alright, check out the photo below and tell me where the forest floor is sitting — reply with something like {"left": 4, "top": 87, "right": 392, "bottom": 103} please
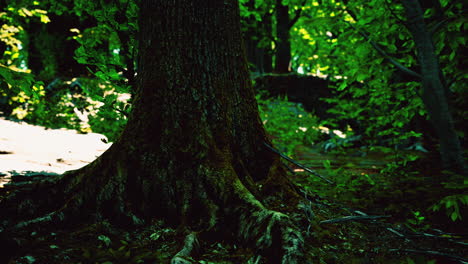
{"left": 0, "top": 115, "right": 110, "bottom": 187}
{"left": 0, "top": 117, "right": 467, "bottom": 263}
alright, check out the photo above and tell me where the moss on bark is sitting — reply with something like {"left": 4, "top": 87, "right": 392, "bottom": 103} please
{"left": 0, "top": 1, "right": 309, "bottom": 263}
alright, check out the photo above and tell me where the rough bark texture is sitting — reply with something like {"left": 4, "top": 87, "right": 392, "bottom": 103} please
{"left": 402, "top": 0, "right": 466, "bottom": 173}
{"left": 1, "top": 1, "right": 306, "bottom": 263}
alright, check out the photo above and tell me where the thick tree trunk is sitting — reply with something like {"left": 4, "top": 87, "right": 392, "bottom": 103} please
{"left": 402, "top": 0, "right": 465, "bottom": 173}
{"left": 275, "top": 0, "right": 292, "bottom": 73}
{"left": 1, "top": 0, "right": 306, "bottom": 263}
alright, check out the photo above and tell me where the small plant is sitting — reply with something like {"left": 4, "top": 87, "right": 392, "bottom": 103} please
{"left": 431, "top": 194, "right": 467, "bottom": 221}
{"left": 408, "top": 211, "right": 425, "bottom": 225}
{"left": 430, "top": 172, "right": 467, "bottom": 222}
{"left": 98, "top": 234, "right": 112, "bottom": 248}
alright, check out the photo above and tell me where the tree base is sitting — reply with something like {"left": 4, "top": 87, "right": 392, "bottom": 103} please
{"left": 0, "top": 150, "right": 309, "bottom": 263}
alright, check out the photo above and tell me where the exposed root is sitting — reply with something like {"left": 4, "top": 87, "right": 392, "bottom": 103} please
{"left": 14, "top": 211, "right": 65, "bottom": 230}
{"left": 228, "top": 177, "right": 306, "bottom": 263}
{"left": 239, "top": 208, "right": 305, "bottom": 264}
{"left": 171, "top": 232, "right": 199, "bottom": 264}
{"left": 1, "top": 143, "right": 308, "bottom": 263}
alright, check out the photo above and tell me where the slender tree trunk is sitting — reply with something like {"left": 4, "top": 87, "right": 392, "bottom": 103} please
{"left": 1, "top": 1, "right": 307, "bottom": 263}
{"left": 243, "top": 0, "right": 273, "bottom": 74}
{"left": 402, "top": 0, "right": 465, "bottom": 173}
{"left": 263, "top": 12, "right": 274, "bottom": 73}
{"left": 275, "top": 0, "right": 291, "bottom": 73}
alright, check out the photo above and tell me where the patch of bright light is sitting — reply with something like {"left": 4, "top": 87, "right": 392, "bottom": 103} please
{"left": 314, "top": 126, "right": 347, "bottom": 138}
{"left": 333, "top": 129, "right": 346, "bottom": 138}
{"left": 297, "top": 66, "right": 304, "bottom": 74}
{"left": 19, "top": 60, "right": 27, "bottom": 70}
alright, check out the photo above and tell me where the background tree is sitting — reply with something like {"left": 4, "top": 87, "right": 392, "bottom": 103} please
{"left": 274, "top": 0, "right": 306, "bottom": 73}
{"left": 0, "top": 0, "right": 307, "bottom": 263}
{"left": 241, "top": 0, "right": 274, "bottom": 74}
{"left": 401, "top": 0, "right": 465, "bottom": 172}
{"left": 285, "top": 0, "right": 465, "bottom": 171}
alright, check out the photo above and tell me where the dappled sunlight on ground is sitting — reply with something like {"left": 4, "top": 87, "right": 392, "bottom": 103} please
{"left": 0, "top": 117, "right": 111, "bottom": 187}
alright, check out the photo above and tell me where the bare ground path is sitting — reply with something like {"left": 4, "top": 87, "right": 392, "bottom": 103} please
{"left": 0, "top": 116, "right": 111, "bottom": 186}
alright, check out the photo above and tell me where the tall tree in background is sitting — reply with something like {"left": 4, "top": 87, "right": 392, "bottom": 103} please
{"left": 243, "top": 0, "right": 274, "bottom": 74}
{"left": 274, "top": 0, "right": 292, "bottom": 73}
{"left": 402, "top": 0, "right": 465, "bottom": 173}
{"left": 0, "top": 0, "right": 306, "bottom": 263}
{"left": 274, "top": 0, "right": 305, "bottom": 73}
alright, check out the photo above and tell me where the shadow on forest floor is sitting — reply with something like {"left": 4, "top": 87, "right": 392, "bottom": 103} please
{"left": 0, "top": 117, "right": 467, "bottom": 263}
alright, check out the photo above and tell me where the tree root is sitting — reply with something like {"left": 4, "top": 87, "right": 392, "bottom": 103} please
{"left": 1, "top": 151, "right": 308, "bottom": 263}
{"left": 239, "top": 209, "right": 305, "bottom": 263}
{"left": 171, "top": 232, "right": 199, "bottom": 264}
{"left": 168, "top": 208, "right": 305, "bottom": 264}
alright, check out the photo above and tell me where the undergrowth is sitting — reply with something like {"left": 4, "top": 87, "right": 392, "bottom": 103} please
{"left": 257, "top": 95, "right": 467, "bottom": 233}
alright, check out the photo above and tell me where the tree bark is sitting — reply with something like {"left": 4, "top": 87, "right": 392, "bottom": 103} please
{"left": 1, "top": 0, "right": 307, "bottom": 263}
{"left": 402, "top": 0, "right": 465, "bottom": 173}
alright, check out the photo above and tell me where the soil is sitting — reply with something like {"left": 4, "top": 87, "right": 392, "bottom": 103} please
{"left": 0, "top": 117, "right": 466, "bottom": 263}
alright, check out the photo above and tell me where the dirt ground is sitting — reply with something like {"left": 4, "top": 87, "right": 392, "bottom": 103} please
{"left": 0, "top": 116, "right": 110, "bottom": 187}
{"left": 0, "top": 116, "right": 466, "bottom": 263}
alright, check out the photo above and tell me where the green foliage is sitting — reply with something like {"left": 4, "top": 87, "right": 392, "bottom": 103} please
{"left": 300, "top": 164, "right": 380, "bottom": 207}
{"left": 68, "top": 0, "right": 137, "bottom": 140}
{"left": 87, "top": 90, "right": 131, "bottom": 141}
{"left": 0, "top": 4, "right": 48, "bottom": 115}
{"left": 242, "top": 0, "right": 466, "bottom": 159}
{"left": 256, "top": 94, "right": 324, "bottom": 156}
{"left": 431, "top": 173, "right": 468, "bottom": 222}
{"left": 431, "top": 195, "right": 467, "bottom": 222}
{"left": 405, "top": 211, "right": 430, "bottom": 231}
{"left": 0, "top": 0, "right": 136, "bottom": 141}
{"left": 378, "top": 148, "right": 420, "bottom": 175}
{"left": 98, "top": 234, "right": 112, "bottom": 248}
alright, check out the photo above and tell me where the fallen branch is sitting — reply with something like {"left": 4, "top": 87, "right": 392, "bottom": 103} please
{"left": 263, "top": 142, "right": 334, "bottom": 184}
{"left": 406, "top": 229, "right": 468, "bottom": 246}
{"left": 320, "top": 215, "right": 390, "bottom": 224}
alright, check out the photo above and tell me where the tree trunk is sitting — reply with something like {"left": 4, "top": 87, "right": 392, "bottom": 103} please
{"left": 1, "top": 0, "right": 306, "bottom": 263}
{"left": 402, "top": 0, "right": 466, "bottom": 173}
{"left": 263, "top": 12, "right": 274, "bottom": 73}
{"left": 275, "top": 0, "right": 292, "bottom": 73}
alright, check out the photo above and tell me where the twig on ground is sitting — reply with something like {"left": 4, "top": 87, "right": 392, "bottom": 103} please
{"left": 407, "top": 230, "right": 468, "bottom": 246}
